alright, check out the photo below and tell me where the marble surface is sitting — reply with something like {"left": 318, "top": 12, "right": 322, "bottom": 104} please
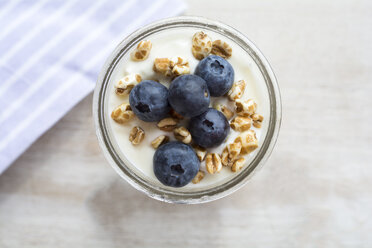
{"left": 1, "top": 0, "right": 372, "bottom": 247}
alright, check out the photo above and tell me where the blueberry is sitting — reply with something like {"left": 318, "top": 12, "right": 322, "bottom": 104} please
{"left": 168, "top": 74, "right": 210, "bottom": 118}
{"left": 153, "top": 141, "right": 200, "bottom": 187}
{"left": 195, "top": 55, "right": 234, "bottom": 97}
{"left": 189, "top": 108, "right": 230, "bottom": 148}
{"left": 129, "top": 80, "right": 170, "bottom": 122}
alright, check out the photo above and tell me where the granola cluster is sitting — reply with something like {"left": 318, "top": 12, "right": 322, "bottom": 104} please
{"left": 129, "top": 126, "right": 145, "bottom": 145}
{"left": 191, "top": 31, "right": 212, "bottom": 60}
{"left": 227, "top": 80, "right": 246, "bottom": 101}
{"left": 205, "top": 153, "right": 222, "bottom": 174}
{"left": 157, "top": 117, "right": 178, "bottom": 131}
{"left": 211, "top": 40, "right": 232, "bottom": 59}
{"left": 114, "top": 73, "right": 142, "bottom": 96}
{"left": 151, "top": 135, "right": 169, "bottom": 149}
{"left": 131, "top": 40, "right": 152, "bottom": 61}
{"left": 191, "top": 31, "right": 233, "bottom": 60}
{"left": 213, "top": 103, "right": 234, "bottom": 120}
{"left": 174, "top": 126, "right": 192, "bottom": 144}
{"left": 153, "top": 57, "right": 190, "bottom": 77}
{"left": 111, "top": 103, "right": 134, "bottom": 124}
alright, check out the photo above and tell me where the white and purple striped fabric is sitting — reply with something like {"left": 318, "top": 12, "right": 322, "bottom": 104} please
{"left": 0, "top": 0, "right": 186, "bottom": 174}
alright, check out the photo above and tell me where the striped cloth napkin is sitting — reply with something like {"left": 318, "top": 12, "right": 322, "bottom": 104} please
{"left": 0, "top": 0, "right": 186, "bottom": 174}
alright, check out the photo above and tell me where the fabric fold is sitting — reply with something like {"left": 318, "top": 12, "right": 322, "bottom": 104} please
{"left": 0, "top": 0, "right": 187, "bottom": 173}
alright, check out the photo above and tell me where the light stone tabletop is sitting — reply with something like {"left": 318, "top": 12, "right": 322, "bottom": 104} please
{"left": 1, "top": 0, "right": 372, "bottom": 247}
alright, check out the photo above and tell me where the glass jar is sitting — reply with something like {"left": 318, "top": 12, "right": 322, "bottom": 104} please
{"left": 93, "top": 16, "right": 281, "bottom": 204}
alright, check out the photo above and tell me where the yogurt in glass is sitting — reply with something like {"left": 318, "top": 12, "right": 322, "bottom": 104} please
{"left": 94, "top": 16, "right": 281, "bottom": 203}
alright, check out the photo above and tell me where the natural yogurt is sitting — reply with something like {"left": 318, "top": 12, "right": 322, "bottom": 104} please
{"left": 107, "top": 27, "right": 270, "bottom": 191}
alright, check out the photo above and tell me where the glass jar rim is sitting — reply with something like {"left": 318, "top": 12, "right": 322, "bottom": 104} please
{"left": 93, "top": 16, "right": 282, "bottom": 204}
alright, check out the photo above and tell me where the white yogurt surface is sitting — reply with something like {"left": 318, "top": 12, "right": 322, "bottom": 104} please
{"left": 106, "top": 27, "right": 270, "bottom": 191}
